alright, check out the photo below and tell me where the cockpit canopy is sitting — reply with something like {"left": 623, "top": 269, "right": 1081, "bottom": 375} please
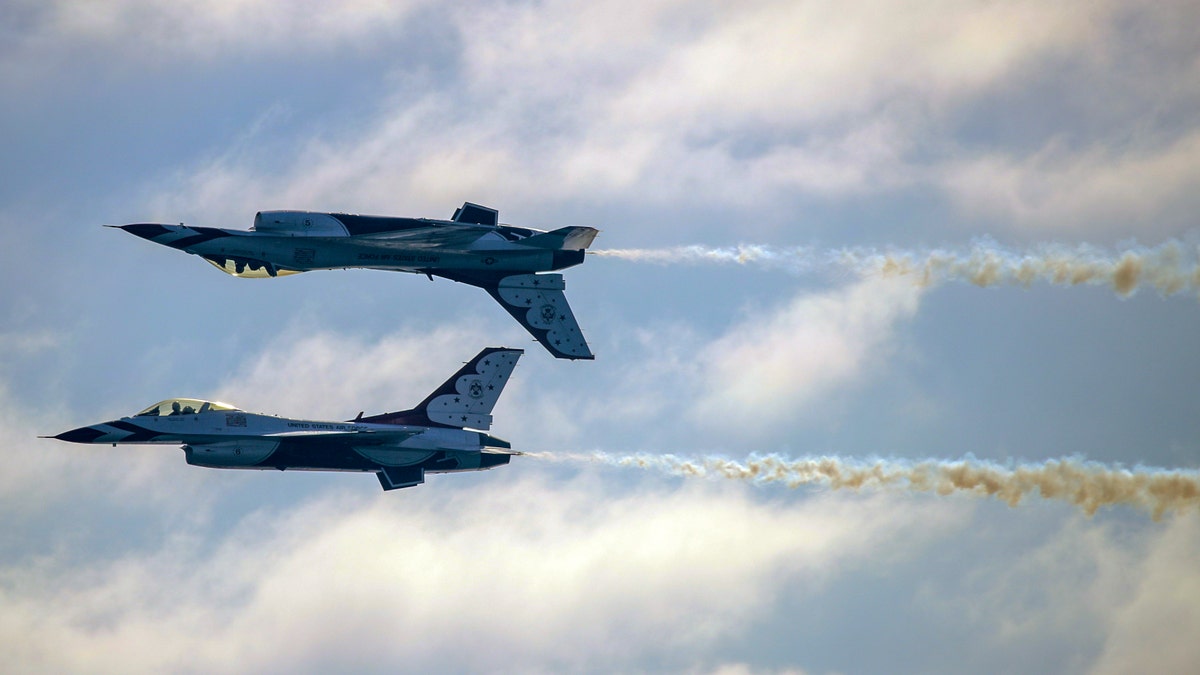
{"left": 134, "top": 398, "right": 241, "bottom": 417}
{"left": 253, "top": 211, "right": 350, "bottom": 236}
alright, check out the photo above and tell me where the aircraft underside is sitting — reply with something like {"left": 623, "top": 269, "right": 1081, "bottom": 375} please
{"left": 184, "top": 442, "right": 512, "bottom": 491}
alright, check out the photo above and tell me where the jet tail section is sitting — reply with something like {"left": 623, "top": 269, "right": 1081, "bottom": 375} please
{"left": 359, "top": 347, "right": 523, "bottom": 429}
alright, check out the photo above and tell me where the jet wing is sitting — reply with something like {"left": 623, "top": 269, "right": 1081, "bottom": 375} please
{"left": 355, "top": 223, "right": 496, "bottom": 250}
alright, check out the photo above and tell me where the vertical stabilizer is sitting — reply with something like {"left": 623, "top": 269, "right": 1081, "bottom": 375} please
{"left": 359, "top": 347, "right": 523, "bottom": 430}
{"left": 488, "top": 274, "right": 594, "bottom": 360}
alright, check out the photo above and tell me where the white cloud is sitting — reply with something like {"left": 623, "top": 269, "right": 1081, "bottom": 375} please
{"left": 131, "top": 0, "right": 1200, "bottom": 235}
{"left": 0, "top": 326, "right": 61, "bottom": 351}
{"left": 949, "top": 516, "right": 1137, "bottom": 655}
{"left": 600, "top": 0, "right": 1103, "bottom": 131}
{"left": 941, "top": 130, "right": 1200, "bottom": 235}
{"left": 704, "top": 666, "right": 811, "bottom": 675}
{"left": 257, "top": 276, "right": 927, "bottom": 449}
{"left": 692, "top": 276, "right": 924, "bottom": 430}
{"left": 1091, "top": 514, "right": 1200, "bottom": 674}
{"left": 0, "top": 376, "right": 216, "bottom": 516}
{"left": 212, "top": 324, "right": 495, "bottom": 420}
{"left": 0, "top": 475, "right": 961, "bottom": 674}
{"left": 12, "top": 0, "right": 425, "bottom": 60}
{"left": 126, "top": 273, "right": 921, "bottom": 451}
{"left": 0, "top": 379, "right": 78, "bottom": 505}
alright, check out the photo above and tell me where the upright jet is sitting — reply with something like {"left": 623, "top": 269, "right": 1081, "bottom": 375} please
{"left": 46, "top": 347, "right": 523, "bottom": 491}
{"left": 115, "top": 203, "right": 597, "bottom": 360}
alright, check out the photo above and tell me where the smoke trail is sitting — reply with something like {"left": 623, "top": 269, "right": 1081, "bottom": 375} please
{"left": 526, "top": 452, "right": 1200, "bottom": 520}
{"left": 593, "top": 240, "right": 1200, "bottom": 298}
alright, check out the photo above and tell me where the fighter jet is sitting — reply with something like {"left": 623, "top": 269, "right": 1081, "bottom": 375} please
{"left": 114, "top": 203, "right": 597, "bottom": 360}
{"left": 45, "top": 347, "right": 523, "bottom": 491}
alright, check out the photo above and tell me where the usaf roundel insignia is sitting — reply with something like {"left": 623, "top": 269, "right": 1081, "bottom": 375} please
{"left": 469, "top": 379, "right": 484, "bottom": 399}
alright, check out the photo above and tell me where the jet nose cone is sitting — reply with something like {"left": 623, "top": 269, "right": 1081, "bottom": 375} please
{"left": 51, "top": 426, "right": 107, "bottom": 443}
{"left": 113, "top": 223, "right": 173, "bottom": 241}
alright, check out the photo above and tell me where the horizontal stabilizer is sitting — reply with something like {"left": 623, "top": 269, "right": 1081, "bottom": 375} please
{"left": 490, "top": 274, "right": 594, "bottom": 360}
{"left": 451, "top": 202, "right": 499, "bottom": 227}
{"left": 518, "top": 226, "right": 599, "bottom": 251}
{"left": 378, "top": 465, "right": 424, "bottom": 491}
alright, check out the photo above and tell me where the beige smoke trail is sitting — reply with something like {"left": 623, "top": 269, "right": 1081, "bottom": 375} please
{"left": 526, "top": 452, "right": 1200, "bottom": 520}
{"left": 593, "top": 240, "right": 1200, "bottom": 298}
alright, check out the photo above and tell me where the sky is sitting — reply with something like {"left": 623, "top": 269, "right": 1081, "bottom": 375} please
{"left": 2, "top": 0, "right": 1200, "bottom": 672}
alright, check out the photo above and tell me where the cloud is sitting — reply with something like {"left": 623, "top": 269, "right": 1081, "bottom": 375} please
{"left": 599, "top": 0, "right": 1102, "bottom": 131}
{"left": 385, "top": 276, "right": 925, "bottom": 449}
{"left": 5, "top": 0, "right": 426, "bottom": 61}
{"left": 211, "top": 324, "right": 495, "bottom": 420}
{"left": 0, "top": 379, "right": 77, "bottom": 505}
{"left": 98, "top": 255, "right": 927, "bottom": 451}
{"left": 941, "top": 130, "right": 1200, "bottom": 234}
{"left": 1091, "top": 514, "right": 1200, "bottom": 673}
{"left": 0, "top": 329, "right": 63, "bottom": 359}
{"left": 0, "top": 475, "right": 961, "bottom": 674}
{"left": 692, "top": 276, "right": 923, "bottom": 430}
{"left": 0, "top": 375, "right": 213, "bottom": 519}
{"left": 125, "top": 0, "right": 1199, "bottom": 236}
{"left": 704, "top": 666, "right": 811, "bottom": 675}
{"left": 848, "top": 511, "right": 1200, "bottom": 674}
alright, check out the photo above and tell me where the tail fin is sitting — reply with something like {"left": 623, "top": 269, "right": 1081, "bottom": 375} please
{"left": 359, "top": 347, "right": 523, "bottom": 430}
{"left": 518, "top": 226, "right": 599, "bottom": 251}
{"left": 432, "top": 271, "right": 594, "bottom": 360}
{"left": 488, "top": 274, "right": 593, "bottom": 360}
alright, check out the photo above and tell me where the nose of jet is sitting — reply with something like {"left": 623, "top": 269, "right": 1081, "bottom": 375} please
{"left": 49, "top": 426, "right": 108, "bottom": 444}
{"left": 110, "top": 223, "right": 174, "bottom": 241}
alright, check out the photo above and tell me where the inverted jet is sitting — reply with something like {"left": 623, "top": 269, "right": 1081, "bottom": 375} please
{"left": 45, "top": 347, "right": 523, "bottom": 491}
{"left": 114, "top": 203, "right": 597, "bottom": 360}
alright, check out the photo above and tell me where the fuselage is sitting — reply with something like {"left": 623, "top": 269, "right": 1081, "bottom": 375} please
{"left": 119, "top": 212, "right": 588, "bottom": 279}
{"left": 52, "top": 398, "right": 510, "bottom": 475}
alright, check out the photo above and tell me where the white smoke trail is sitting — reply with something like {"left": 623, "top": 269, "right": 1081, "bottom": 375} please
{"left": 526, "top": 452, "right": 1200, "bottom": 520}
{"left": 593, "top": 240, "right": 1200, "bottom": 297}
